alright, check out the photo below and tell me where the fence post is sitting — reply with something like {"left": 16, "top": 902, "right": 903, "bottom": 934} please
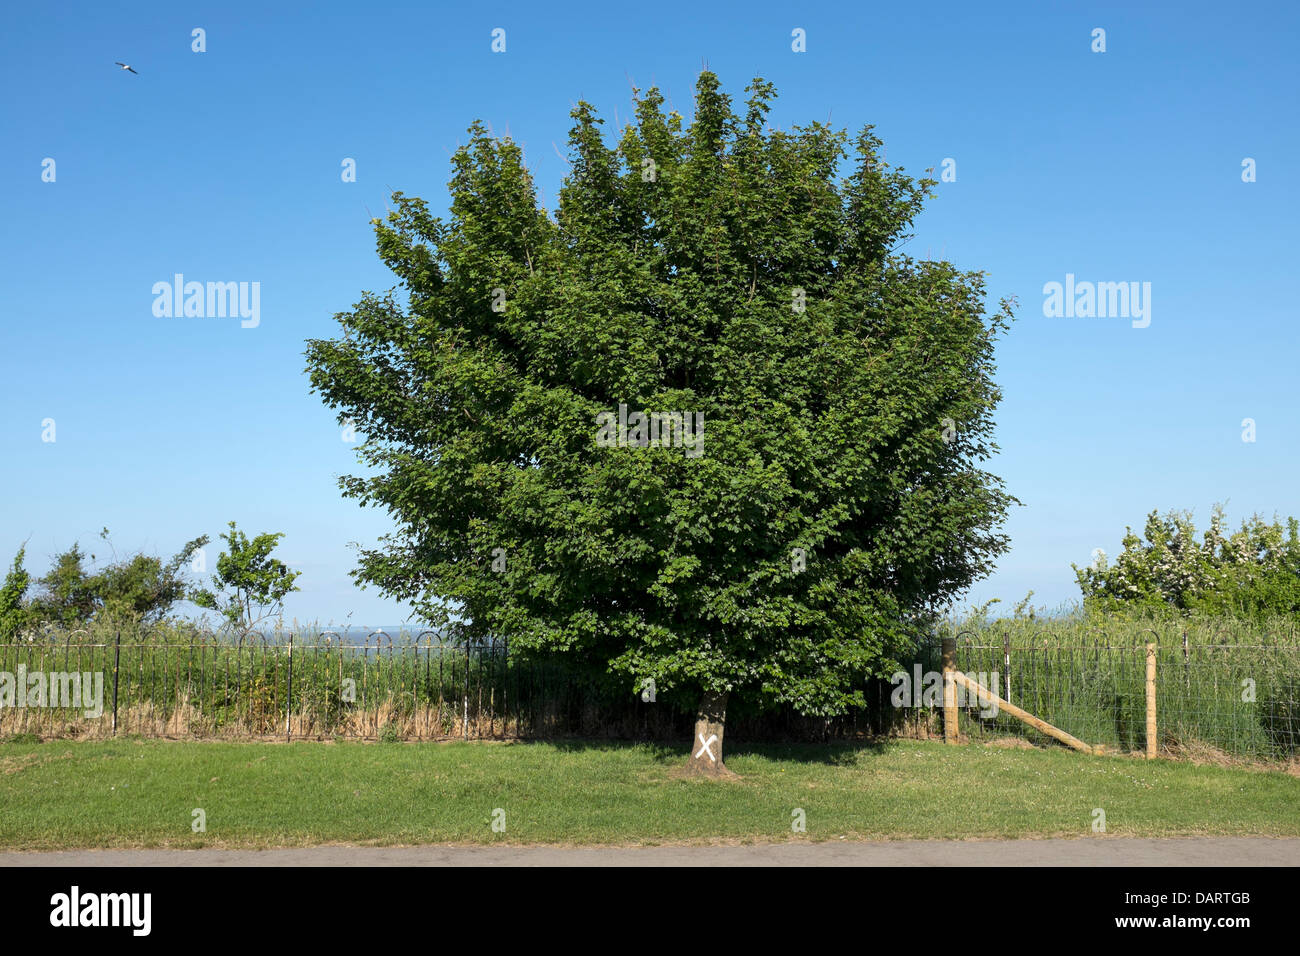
{"left": 1181, "top": 629, "right": 1190, "bottom": 691}
{"left": 1145, "top": 641, "right": 1157, "bottom": 759}
{"left": 942, "top": 637, "right": 958, "bottom": 744}
{"left": 285, "top": 632, "right": 293, "bottom": 742}
{"left": 1003, "top": 632, "right": 1012, "bottom": 708}
{"left": 111, "top": 628, "right": 121, "bottom": 736}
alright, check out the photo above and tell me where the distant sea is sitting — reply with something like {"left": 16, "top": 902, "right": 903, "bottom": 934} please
{"left": 243, "top": 625, "right": 448, "bottom": 646}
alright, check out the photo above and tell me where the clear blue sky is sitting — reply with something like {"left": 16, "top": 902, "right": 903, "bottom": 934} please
{"left": 2, "top": 1, "right": 1296, "bottom": 627}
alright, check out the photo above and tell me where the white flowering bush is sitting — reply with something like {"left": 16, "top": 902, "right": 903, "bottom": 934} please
{"left": 1074, "top": 505, "right": 1300, "bottom": 620}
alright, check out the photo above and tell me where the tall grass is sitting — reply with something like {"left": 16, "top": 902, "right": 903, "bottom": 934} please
{"left": 937, "top": 610, "right": 1300, "bottom": 760}
{"left": 3, "top": 612, "right": 1298, "bottom": 761}
{"left": 0, "top": 624, "right": 616, "bottom": 740}
{"left": 0, "top": 620, "right": 905, "bottom": 743}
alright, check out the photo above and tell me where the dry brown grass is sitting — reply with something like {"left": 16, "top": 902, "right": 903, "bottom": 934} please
{"left": 5, "top": 700, "right": 1299, "bottom": 777}
{"left": 1157, "top": 736, "right": 1300, "bottom": 776}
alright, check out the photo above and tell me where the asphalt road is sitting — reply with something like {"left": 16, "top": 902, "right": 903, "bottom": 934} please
{"left": 2, "top": 837, "right": 1297, "bottom": 866}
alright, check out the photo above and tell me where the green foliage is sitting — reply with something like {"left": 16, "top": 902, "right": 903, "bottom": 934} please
{"left": 193, "top": 521, "right": 301, "bottom": 631}
{"left": 94, "top": 537, "right": 210, "bottom": 624}
{"left": 30, "top": 544, "right": 99, "bottom": 627}
{"left": 0, "top": 547, "right": 32, "bottom": 640}
{"left": 1011, "top": 590, "right": 1037, "bottom": 619}
{"left": 1261, "top": 673, "right": 1300, "bottom": 756}
{"left": 16, "top": 531, "right": 210, "bottom": 632}
{"left": 1075, "top": 505, "right": 1300, "bottom": 621}
{"left": 304, "top": 72, "right": 1016, "bottom": 719}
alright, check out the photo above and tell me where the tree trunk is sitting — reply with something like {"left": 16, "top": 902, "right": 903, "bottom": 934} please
{"left": 686, "top": 688, "right": 732, "bottom": 776}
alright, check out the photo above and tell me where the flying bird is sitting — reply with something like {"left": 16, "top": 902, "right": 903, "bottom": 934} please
{"left": 114, "top": 62, "right": 138, "bottom": 74}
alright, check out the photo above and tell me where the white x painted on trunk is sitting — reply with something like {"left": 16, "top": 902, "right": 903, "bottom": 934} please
{"left": 694, "top": 733, "right": 718, "bottom": 762}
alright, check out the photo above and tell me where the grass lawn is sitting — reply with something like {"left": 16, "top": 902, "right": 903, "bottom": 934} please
{"left": 1, "top": 737, "right": 1298, "bottom": 850}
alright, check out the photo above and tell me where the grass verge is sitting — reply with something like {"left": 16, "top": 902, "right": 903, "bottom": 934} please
{"left": 2, "top": 737, "right": 1298, "bottom": 850}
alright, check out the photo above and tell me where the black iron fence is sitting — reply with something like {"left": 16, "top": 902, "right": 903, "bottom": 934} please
{"left": 0, "top": 630, "right": 903, "bottom": 742}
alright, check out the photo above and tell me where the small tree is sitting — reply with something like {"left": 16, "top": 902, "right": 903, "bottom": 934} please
{"left": 0, "top": 546, "right": 32, "bottom": 641}
{"left": 30, "top": 544, "right": 99, "bottom": 627}
{"left": 194, "top": 522, "right": 301, "bottom": 632}
{"left": 95, "top": 537, "right": 210, "bottom": 625}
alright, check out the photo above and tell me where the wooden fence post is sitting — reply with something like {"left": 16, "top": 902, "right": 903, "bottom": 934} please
{"left": 1003, "top": 632, "right": 1012, "bottom": 708}
{"left": 111, "top": 629, "right": 121, "bottom": 736}
{"left": 1145, "top": 641, "right": 1157, "bottom": 759}
{"left": 285, "top": 633, "right": 293, "bottom": 743}
{"left": 942, "top": 637, "right": 958, "bottom": 744}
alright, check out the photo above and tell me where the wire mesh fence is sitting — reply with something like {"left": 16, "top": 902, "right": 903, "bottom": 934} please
{"left": 949, "top": 627, "right": 1300, "bottom": 761}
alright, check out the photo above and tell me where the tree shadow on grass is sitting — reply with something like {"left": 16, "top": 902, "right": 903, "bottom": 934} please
{"left": 524, "top": 738, "right": 681, "bottom": 762}
{"left": 520, "top": 736, "right": 896, "bottom": 766}
{"left": 725, "top": 739, "right": 894, "bottom": 766}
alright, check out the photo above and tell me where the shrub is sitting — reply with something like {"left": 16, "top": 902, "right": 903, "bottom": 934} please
{"left": 1075, "top": 505, "right": 1300, "bottom": 621}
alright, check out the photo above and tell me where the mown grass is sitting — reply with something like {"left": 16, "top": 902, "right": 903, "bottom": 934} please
{"left": 1, "top": 737, "right": 1298, "bottom": 850}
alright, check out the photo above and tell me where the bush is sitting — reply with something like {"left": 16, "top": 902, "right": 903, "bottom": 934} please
{"left": 1075, "top": 505, "right": 1300, "bottom": 622}
{"left": 0, "top": 547, "right": 32, "bottom": 641}
{"left": 5, "top": 531, "right": 211, "bottom": 635}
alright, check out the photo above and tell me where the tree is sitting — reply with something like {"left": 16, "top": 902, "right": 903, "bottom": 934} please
{"left": 304, "top": 72, "right": 1016, "bottom": 774}
{"left": 0, "top": 546, "right": 32, "bottom": 641}
{"left": 30, "top": 544, "right": 99, "bottom": 627}
{"left": 94, "top": 537, "right": 209, "bottom": 624}
{"left": 193, "top": 522, "right": 300, "bottom": 632}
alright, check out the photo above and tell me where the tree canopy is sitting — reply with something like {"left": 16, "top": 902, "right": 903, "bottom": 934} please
{"left": 305, "top": 72, "right": 1016, "bottom": 769}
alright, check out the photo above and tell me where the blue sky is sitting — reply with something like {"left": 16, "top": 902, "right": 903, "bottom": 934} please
{"left": 2, "top": 1, "right": 1296, "bottom": 627}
